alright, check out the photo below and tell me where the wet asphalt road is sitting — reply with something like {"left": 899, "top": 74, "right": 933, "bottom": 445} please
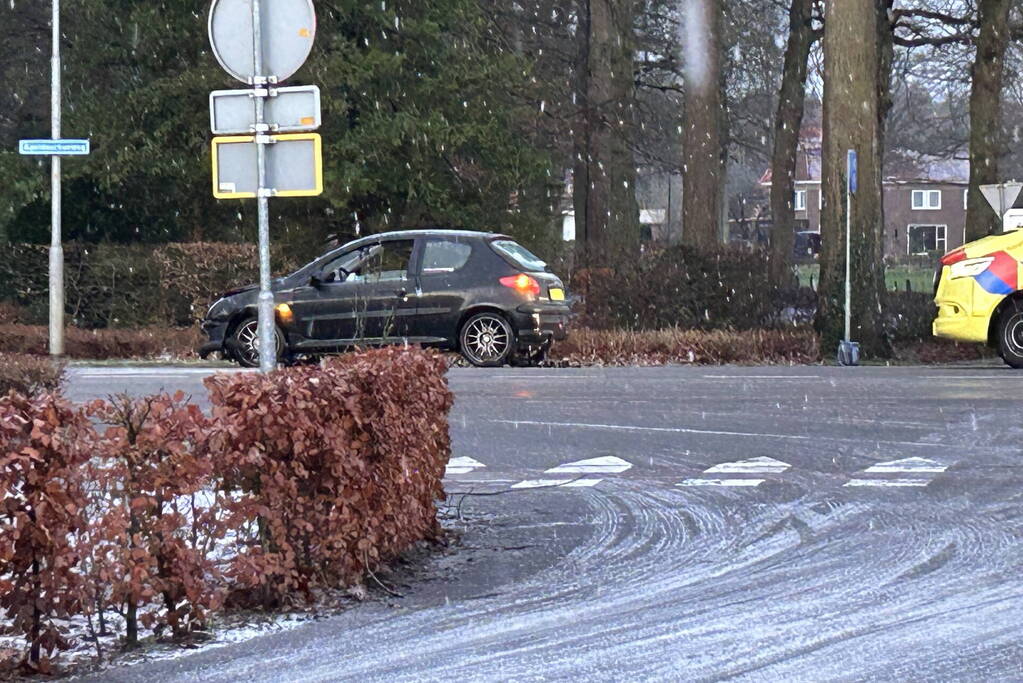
{"left": 67, "top": 364, "right": 1023, "bottom": 682}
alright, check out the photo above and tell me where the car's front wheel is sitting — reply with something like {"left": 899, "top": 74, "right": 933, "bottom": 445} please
{"left": 459, "top": 312, "right": 514, "bottom": 367}
{"left": 997, "top": 304, "right": 1023, "bottom": 369}
{"left": 230, "top": 317, "right": 285, "bottom": 368}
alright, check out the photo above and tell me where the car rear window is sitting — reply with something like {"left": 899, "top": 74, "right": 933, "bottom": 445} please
{"left": 491, "top": 240, "right": 546, "bottom": 271}
{"left": 422, "top": 240, "right": 472, "bottom": 273}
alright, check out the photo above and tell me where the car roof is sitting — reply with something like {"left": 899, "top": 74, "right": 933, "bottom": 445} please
{"left": 343, "top": 229, "right": 510, "bottom": 250}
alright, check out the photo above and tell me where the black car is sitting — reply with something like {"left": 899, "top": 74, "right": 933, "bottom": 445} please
{"left": 199, "top": 230, "right": 571, "bottom": 367}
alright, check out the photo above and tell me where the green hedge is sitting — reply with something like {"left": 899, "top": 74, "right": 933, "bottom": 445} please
{"left": 0, "top": 243, "right": 300, "bottom": 329}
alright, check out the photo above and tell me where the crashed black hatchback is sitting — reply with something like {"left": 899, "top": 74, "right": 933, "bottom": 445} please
{"left": 199, "top": 230, "right": 571, "bottom": 367}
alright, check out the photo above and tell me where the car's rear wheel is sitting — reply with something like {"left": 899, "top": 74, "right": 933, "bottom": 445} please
{"left": 460, "top": 312, "right": 514, "bottom": 367}
{"left": 997, "top": 305, "right": 1023, "bottom": 369}
{"left": 230, "top": 317, "right": 285, "bottom": 368}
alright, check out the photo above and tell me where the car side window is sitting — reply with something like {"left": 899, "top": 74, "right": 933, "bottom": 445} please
{"left": 359, "top": 240, "right": 414, "bottom": 283}
{"left": 320, "top": 251, "right": 362, "bottom": 283}
{"left": 421, "top": 240, "right": 472, "bottom": 274}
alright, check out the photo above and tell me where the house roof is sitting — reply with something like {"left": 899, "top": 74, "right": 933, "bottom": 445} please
{"left": 759, "top": 138, "right": 969, "bottom": 187}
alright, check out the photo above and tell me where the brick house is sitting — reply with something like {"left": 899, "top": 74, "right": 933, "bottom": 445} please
{"left": 759, "top": 131, "right": 969, "bottom": 258}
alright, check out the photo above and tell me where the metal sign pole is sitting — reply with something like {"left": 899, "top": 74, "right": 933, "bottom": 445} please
{"left": 844, "top": 173, "right": 852, "bottom": 343}
{"left": 49, "top": 0, "right": 64, "bottom": 357}
{"left": 251, "top": 0, "right": 276, "bottom": 373}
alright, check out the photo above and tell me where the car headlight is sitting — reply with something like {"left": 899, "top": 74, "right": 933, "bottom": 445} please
{"left": 949, "top": 256, "right": 994, "bottom": 280}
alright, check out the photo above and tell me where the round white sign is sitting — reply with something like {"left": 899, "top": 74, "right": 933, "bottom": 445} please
{"left": 209, "top": 0, "right": 317, "bottom": 84}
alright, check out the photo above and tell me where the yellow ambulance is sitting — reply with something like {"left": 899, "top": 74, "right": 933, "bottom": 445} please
{"left": 933, "top": 230, "right": 1023, "bottom": 367}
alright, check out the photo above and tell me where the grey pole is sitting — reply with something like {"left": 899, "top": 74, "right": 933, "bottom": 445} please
{"left": 49, "top": 0, "right": 64, "bottom": 356}
{"left": 251, "top": 0, "right": 276, "bottom": 372}
{"left": 844, "top": 169, "right": 852, "bottom": 343}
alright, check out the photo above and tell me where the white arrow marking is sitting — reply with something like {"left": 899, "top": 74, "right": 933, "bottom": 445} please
{"left": 863, "top": 457, "right": 948, "bottom": 474}
{"left": 844, "top": 478, "right": 931, "bottom": 488}
{"left": 511, "top": 479, "right": 603, "bottom": 489}
{"left": 705, "top": 456, "right": 791, "bottom": 474}
{"left": 546, "top": 456, "right": 632, "bottom": 474}
{"left": 679, "top": 479, "right": 766, "bottom": 488}
{"left": 446, "top": 457, "right": 487, "bottom": 475}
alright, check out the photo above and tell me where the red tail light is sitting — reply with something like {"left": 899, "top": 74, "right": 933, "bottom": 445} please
{"left": 500, "top": 274, "right": 541, "bottom": 296}
{"left": 941, "top": 248, "right": 967, "bottom": 266}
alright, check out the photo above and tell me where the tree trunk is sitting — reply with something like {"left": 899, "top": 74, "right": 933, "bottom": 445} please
{"left": 573, "top": 0, "right": 640, "bottom": 269}
{"left": 768, "top": 0, "right": 816, "bottom": 286}
{"left": 681, "top": 0, "right": 725, "bottom": 250}
{"left": 966, "top": 0, "right": 1012, "bottom": 241}
{"left": 816, "top": 0, "right": 892, "bottom": 358}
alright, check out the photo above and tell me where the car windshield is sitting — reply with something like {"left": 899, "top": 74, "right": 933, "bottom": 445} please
{"left": 491, "top": 240, "right": 546, "bottom": 271}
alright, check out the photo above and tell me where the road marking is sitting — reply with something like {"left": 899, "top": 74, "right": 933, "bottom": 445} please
{"left": 844, "top": 479, "right": 931, "bottom": 488}
{"left": 923, "top": 375, "right": 1019, "bottom": 380}
{"left": 511, "top": 479, "right": 603, "bottom": 489}
{"left": 701, "top": 375, "right": 821, "bottom": 380}
{"left": 679, "top": 479, "right": 766, "bottom": 488}
{"left": 446, "top": 456, "right": 487, "bottom": 475}
{"left": 864, "top": 457, "right": 948, "bottom": 474}
{"left": 490, "top": 419, "right": 982, "bottom": 451}
{"left": 705, "top": 456, "right": 791, "bottom": 474}
{"left": 545, "top": 456, "right": 632, "bottom": 474}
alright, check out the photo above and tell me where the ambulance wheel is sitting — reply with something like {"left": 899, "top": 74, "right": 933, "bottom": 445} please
{"left": 996, "top": 306, "right": 1023, "bottom": 369}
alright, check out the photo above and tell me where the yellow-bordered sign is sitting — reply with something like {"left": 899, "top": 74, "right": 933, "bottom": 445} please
{"left": 211, "top": 133, "right": 323, "bottom": 199}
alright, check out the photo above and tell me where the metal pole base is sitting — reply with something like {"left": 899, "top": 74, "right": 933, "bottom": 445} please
{"left": 48, "top": 245, "right": 64, "bottom": 356}
{"left": 257, "top": 291, "right": 276, "bottom": 372}
{"left": 837, "top": 340, "right": 860, "bottom": 367}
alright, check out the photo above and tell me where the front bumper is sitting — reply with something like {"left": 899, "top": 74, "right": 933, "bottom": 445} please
{"left": 511, "top": 302, "right": 571, "bottom": 346}
{"left": 198, "top": 318, "right": 230, "bottom": 358}
{"left": 932, "top": 268, "right": 992, "bottom": 344}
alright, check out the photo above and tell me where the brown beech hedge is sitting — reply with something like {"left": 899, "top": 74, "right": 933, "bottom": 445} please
{"left": 205, "top": 347, "right": 453, "bottom": 608}
{"left": 0, "top": 347, "right": 452, "bottom": 668}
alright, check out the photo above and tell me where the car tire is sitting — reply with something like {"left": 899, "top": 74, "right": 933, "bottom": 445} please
{"left": 229, "top": 317, "right": 286, "bottom": 368}
{"left": 459, "top": 312, "right": 514, "bottom": 367}
{"left": 997, "top": 304, "right": 1023, "bottom": 369}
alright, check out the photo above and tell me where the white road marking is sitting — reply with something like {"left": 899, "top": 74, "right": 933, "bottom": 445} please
{"left": 705, "top": 456, "right": 791, "bottom": 474}
{"left": 545, "top": 456, "right": 632, "bottom": 474}
{"left": 510, "top": 479, "right": 603, "bottom": 489}
{"left": 701, "top": 375, "right": 822, "bottom": 380}
{"left": 844, "top": 478, "right": 932, "bottom": 488}
{"left": 490, "top": 419, "right": 961, "bottom": 450}
{"left": 923, "top": 375, "right": 1020, "bottom": 380}
{"left": 678, "top": 479, "right": 766, "bottom": 488}
{"left": 864, "top": 457, "right": 948, "bottom": 474}
{"left": 445, "top": 456, "right": 487, "bottom": 475}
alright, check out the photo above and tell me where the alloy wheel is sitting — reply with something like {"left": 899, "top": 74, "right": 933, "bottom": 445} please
{"left": 234, "top": 319, "right": 283, "bottom": 367}
{"left": 461, "top": 314, "right": 512, "bottom": 366}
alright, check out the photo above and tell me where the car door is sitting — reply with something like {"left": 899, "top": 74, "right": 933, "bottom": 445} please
{"left": 288, "top": 249, "right": 364, "bottom": 344}
{"left": 412, "top": 237, "right": 476, "bottom": 343}
{"left": 355, "top": 239, "right": 417, "bottom": 341}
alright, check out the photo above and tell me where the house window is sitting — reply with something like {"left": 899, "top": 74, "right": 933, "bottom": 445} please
{"left": 911, "top": 189, "right": 942, "bottom": 210}
{"left": 794, "top": 190, "right": 807, "bottom": 211}
{"left": 908, "top": 224, "right": 947, "bottom": 254}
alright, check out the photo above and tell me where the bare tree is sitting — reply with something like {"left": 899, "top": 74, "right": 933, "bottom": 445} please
{"left": 681, "top": 0, "right": 726, "bottom": 249}
{"left": 768, "top": 0, "right": 820, "bottom": 285}
{"left": 817, "top": 0, "right": 893, "bottom": 358}
{"left": 967, "top": 0, "right": 1014, "bottom": 239}
{"left": 573, "top": 0, "right": 641, "bottom": 268}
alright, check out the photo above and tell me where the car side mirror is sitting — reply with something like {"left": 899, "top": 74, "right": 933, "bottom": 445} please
{"left": 310, "top": 272, "right": 324, "bottom": 286}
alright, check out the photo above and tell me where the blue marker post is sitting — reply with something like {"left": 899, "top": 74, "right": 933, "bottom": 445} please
{"left": 839, "top": 150, "right": 860, "bottom": 366}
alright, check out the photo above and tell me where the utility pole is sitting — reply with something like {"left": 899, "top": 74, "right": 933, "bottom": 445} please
{"left": 251, "top": 0, "right": 276, "bottom": 373}
{"left": 49, "top": 0, "right": 64, "bottom": 356}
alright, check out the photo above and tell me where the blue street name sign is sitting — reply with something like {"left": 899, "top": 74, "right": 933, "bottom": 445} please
{"left": 18, "top": 139, "right": 90, "bottom": 156}
{"left": 847, "top": 150, "right": 858, "bottom": 194}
